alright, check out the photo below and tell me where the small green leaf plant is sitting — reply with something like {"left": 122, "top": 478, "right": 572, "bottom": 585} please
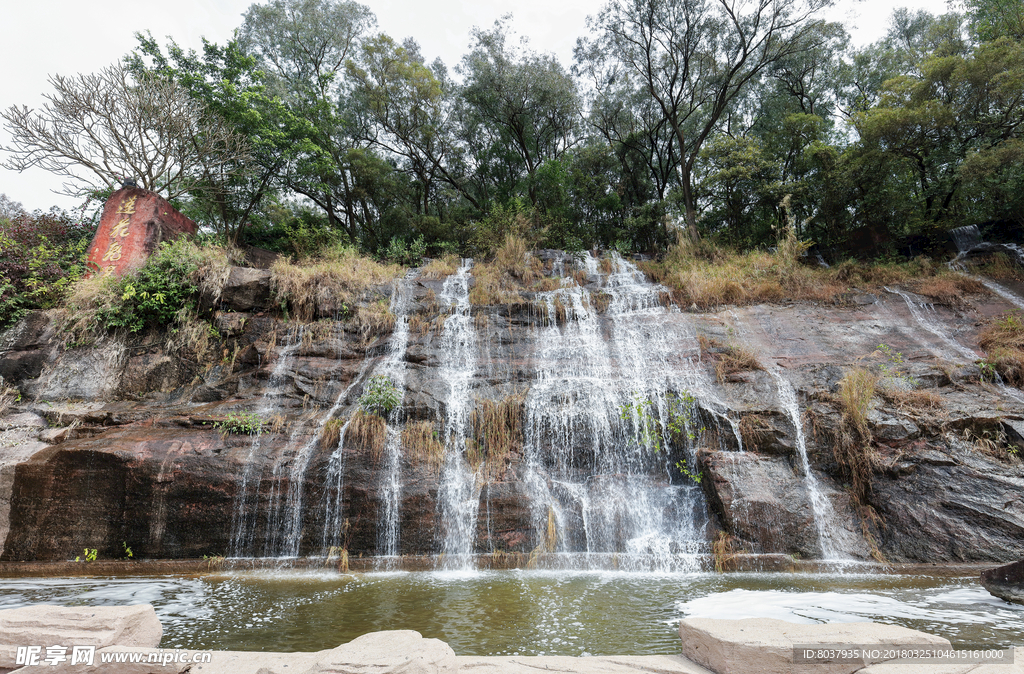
{"left": 619, "top": 390, "right": 704, "bottom": 483}
{"left": 213, "top": 411, "right": 263, "bottom": 436}
{"left": 75, "top": 548, "right": 98, "bottom": 562}
{"left": 359, "top": 375, "right": 401, "bottom": 417}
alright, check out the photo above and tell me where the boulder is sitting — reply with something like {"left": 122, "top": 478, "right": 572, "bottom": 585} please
{"left": 300, "top": 630, "right": 457, "bottom": 674}
{"left": 456, "top": 655, "right": 713, "bottom": 674}
{"left": 0, "top": 604, "right": 162, "bottom": 670}
{"left": 678, "top": 618, "right": 950, "bottom": 674}
{"left": 218, "top": 267, "right": 273, "bottom": 312}
{"left": 981, "top": 558, "right": 1024, "bottom": 605}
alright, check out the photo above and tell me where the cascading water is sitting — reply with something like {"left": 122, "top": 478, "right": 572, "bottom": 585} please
{"left": 884, "top": 287, "right": 978, "bottom": 362}
{"left": 317, "top": 273, "right": 418, "bottom": 558}
{"left": 376, "top": 272, "right": 417, "bottom": 561}
{"left": 436, "top": 260, "right": 482, "bottom": 569}
{"left": 229, "top": 327, "right": 305, "bottom": 557}
{"left": 520, "top": 253, "right": 714, "bottom": 571}
{"left": 767, "top": 368, "right": 842, "bottom": 560}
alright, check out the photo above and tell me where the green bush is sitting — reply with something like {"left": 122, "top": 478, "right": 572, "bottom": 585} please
{"left": 94, "top": 238, "right": 205, "bottom": 333}
{"left": 0, "top": 210, "right": 95, "bottom": 329}
{"left": 359, "top": 375, "right": 401, "bottom": 417}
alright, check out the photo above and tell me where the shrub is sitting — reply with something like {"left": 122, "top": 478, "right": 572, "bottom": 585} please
{"left": 0, "top": 209, "right": 95, "bottom": 329}
{"left": 214, "top": 411, "right": 263, "bottom": 435}
{"left": 359, "top": 375, "right": 401, "bottom": 417}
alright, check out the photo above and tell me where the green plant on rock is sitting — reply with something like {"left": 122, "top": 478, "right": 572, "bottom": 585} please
{"left": 75, "top": 548, "right": 98, "bottom": 562}
{"left": 876, "top": 343, "right": 918, "bottom": 389}
{"left": 359, "top": 375, "right": 401, "bottom": 417}
{"left": 619, "top": 391, "right": 704, "bottom": 483}
{"left": 214, "top": 411, "right": 263, "bottom": 436}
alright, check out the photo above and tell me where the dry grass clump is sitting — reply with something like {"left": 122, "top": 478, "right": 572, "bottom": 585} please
{"left": 878, "top": 388, "right": 944, "bottom": 416}
{"left": 469, "top": 236, "right": 542, "bottom": 306}
{"left": 348, "top": 409, "right": 387, "bottom": 461}
{"left": 831, "top": 368, "right": 878, "bottom": 504}
{"left": 911, "top": 274, "right": 985, "bottom": 307}
{"left": 402, "top": 420, "right": 445, "bottom": 474}
{"left": 421, "top": 254, "right": 459, "bottom": 280}
{"left": 980, "top": 311, "right": 1024, "bottom": 386}
{"left": 271, "top": 245, "right": 403, "bottom": 321}
{"left": 320, "top": 416, "right": 346, "bottom": 449}
{"left": 739, "top": 414, "right": 774, "bottom": 450}
{"left": 641, "top": 244, "right": 842, "bottom": 310}
{"left": 977, "top": 252, "right": 1023, "bottom": 280}
{"left": 468, "top": 389, "right": 527, "bottom": 476}
{"left": 354, "top": 300, "right": 396, "bottom": 339}
{"left": 698, "top": 334, "right": 764, "bottom": 383}
{"left": 712, "top": 532, "right": 740, "bottom": 573}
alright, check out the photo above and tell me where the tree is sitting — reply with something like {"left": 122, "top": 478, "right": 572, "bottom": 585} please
{"left": 237, "top": 0, "right": 384, "bottom": 246}
{"left": 1, "top": 62, "right": 247, "bottom": 200}
{"left": 131, "top": 33, "right": 292, "bottom": 246}
{"left": 459, "top": 19, "right": 582, "bottom": 207}
{"left": 579, "top": 0, "right": 836, "bottom": 241}
{"left": 347, "top": 35, "right": 477, "bottom": 213}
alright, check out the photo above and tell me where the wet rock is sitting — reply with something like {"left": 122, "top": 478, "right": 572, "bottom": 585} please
{"left": 213, "top": 312, "right": 250, "bottom": 337}
{"left": 981, "top": 558, "right": 1024, "bottom": 604}
{"left": 0, "top": 604, "right": 161, "bottom": 670}
{"left": 868, "top": 409, "right": 919, "bottom": 442}
{"left": 0, "top": 413, "right": 45, "bottom": 431}
{"left": 678, "top": 617, "right": 950, "bottom": 674}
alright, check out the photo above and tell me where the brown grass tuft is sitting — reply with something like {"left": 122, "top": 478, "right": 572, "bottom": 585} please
{"left": 354, "top": 300, "right": 396, "bottom": 340}
{"left": 469, "top": 388, "right": 527, "bottom": 477}
{"left": 739, "top": 414, "right": 774, "bottom": 450}
{"left": 348, "top": 410, "right": 387, "bottom": 462}
{"left": 712, "top": 532, "right": 740, "bottom": 572}
{"left": 469, "top": 236, "right": 542, "bottom": 306}
{"left": 0, "top": 379, "right": 20, "bottom": 417}
{"left": 271, "top": 245, "right": 403, "bottom": 322}
{"left": 421, "top": 254, "right": 459, "bottom": 280}
{"left": 832, "top": 368, "right": 877, "bottom": 504}
{"left": 402, "top": 420, "right": 445, "bottom": 474}
{"left": 980, "top": 311, "right": 1024, "bottom": 387}
{"left": 698, "top": 334, "right": 763, "bottom": 383}
{"left": 320, "top": 416, "right": 346, "bottom": 449}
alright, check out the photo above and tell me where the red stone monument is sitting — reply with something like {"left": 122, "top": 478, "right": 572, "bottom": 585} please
{"left": 85, "top": 187, "right": 198, "bottom": 277}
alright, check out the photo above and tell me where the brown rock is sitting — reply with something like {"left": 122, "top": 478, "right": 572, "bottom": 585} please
{"left": 981, "top": 558, "right": 1024, "bottom": 604}
{"left": 84, "top": 188, "right": 196, "bottom": 278}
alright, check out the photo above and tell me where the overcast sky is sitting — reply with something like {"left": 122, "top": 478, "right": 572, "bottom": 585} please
{"left": 1, "top": 0, "right": 949, "bottom": 214}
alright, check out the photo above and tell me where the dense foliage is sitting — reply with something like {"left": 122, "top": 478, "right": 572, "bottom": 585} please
{"left": 3, "top": 0, "right": 1023, "bottom": 265}
{"left": 0, "top": 206, "right": 95, "bottom": 328}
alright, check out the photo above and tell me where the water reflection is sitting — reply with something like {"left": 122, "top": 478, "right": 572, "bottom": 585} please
{"left": 0, "top": 571, "right": 1020, "bottom": 654}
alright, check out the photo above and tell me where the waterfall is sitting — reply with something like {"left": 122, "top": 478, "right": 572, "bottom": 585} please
{"left": 317, "top": 273, "right": 417, "bottom": 558}
{"left": 229, "top": 326, "right": 305, "bottom": 558}
{"left": 436, "top": 260, "right": 482, "bottom": 569}
{"left": 767, "top": 368, "right": 842, "bottom": 560}
{"left": 884, "top": 287, "right": 978, "bottom": 362}
{"left": 376, "top": 272, "right": 417, "bottom": 561}
{"left": 520, "top": 253, "right": 712, "bottom": 571}
{"left": 950, "top": 225, "right": 983, "bottom": 253}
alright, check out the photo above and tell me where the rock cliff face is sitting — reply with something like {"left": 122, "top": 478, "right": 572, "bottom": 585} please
{"left": 1, "top": 253, "right": 1023, "bottom": 564}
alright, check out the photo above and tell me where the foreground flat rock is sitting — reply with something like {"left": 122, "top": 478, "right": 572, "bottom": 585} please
{"left": 0, "top": 604, "right": 161, "bottom": 670}
{"left": 679, "top": 618, "right": 950, "bottom": 674}
{"left": 301, "top": 630, "right": 457, "bottom": 674}
{"left": 458, "top": 655, "right": 713, "bottom": 674}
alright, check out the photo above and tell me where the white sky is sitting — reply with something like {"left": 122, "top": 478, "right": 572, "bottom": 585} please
{"left": 1, "top": 0, "right": 949, "bottom": 214}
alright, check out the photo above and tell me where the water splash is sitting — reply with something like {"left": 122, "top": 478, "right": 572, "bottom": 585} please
{"left": 884, "top": 287, "right": 978, "bottom": 362}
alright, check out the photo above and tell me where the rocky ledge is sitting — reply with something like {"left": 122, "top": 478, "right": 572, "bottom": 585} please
{"left": 1, "top": 605, "right": 1019, "bottom": 674}
{"left": 1, "top": 261, "right": 1024, "bottom": 563}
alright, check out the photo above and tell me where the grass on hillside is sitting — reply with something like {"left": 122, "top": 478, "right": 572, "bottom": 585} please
{"left": 271, "top": 244, "right": 403, "bottom": 322}
{"left": 469, "top": 236, "right": 543, "bottom": 306}
{"left": 639, "top": 235, "right": 987, "bottom": 311}
{"left": 980, "top": 310, "right": 1024, "bottom": 387}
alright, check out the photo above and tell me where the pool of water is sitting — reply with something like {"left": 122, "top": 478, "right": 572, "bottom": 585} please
{"left": 0, "top": 570, "right": 1020, "bottom": 655}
